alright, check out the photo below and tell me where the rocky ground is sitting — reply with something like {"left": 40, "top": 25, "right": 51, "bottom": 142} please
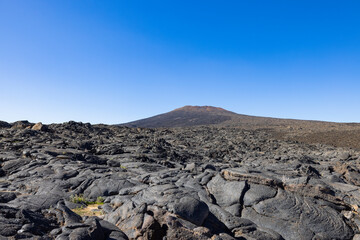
{"left": 1, "top": 120, "right": 360, "bottom": 239}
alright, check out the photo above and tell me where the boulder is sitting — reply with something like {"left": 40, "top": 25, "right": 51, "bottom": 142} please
{"left": 11, "top": 120, "right": 32, "bottom": 129}
{"left": 207, "top": 174, "right": 246, "bottom": 207}
{"left": 243, "top": 183, "right": 277, "bottom": 206}
{"left": 84, "top": 179, "right": 134, "bottom": 201}
{"left": 0, "top": 191, "right": 17, "bottom": 203}
{"left": 171, "top": 196, "right": 209, "bottom": 226}
{"left": 32, "top": 122, "right": 47, "bottom": 131}
{"left": 242, "top": 189, "right": 353, "bottom": 240}
{"left": 0, "top": 121, "right": 11, "bottom": 128}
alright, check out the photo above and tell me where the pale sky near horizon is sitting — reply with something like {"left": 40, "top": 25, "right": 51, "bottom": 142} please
{"left": 1, "top": 1, "right": 360, "bottom": 124}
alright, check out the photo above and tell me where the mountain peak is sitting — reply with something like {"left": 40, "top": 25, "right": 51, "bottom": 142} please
{"left": 122, "top": 105, "right": 236, "bottom": 128}
{"left": 172, "top": 105, "right": 231, "bottom": 113}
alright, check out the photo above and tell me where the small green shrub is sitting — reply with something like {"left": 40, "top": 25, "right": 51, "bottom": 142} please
{"left": 69, "top": 194, "right": 87, "bottom": 204}
{"left": 69, "top": 194, "right": 105, "bottom": 205}
{"left": 96, "top": 196, "right": 105, "bottom": 204}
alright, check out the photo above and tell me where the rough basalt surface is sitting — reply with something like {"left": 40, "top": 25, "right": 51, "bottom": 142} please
{"left": 1, "top": 121, "right": 360, "bottom": 239}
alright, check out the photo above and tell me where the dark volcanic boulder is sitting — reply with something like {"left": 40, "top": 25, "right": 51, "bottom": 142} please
{"left": 171, "top": 196, "right": 209, "bottom": 226}
{"left": 242, "top": 189, "right": 353, "bottom": 240}
{"left": 8, "top": 194, "right": 62, "bottom": 212}
{"left": 68, "top": 218, "right": 105, "bottom": 240}
{"left": 54, "top": 200, "right": 82, "bottom": 226}
{"left": 0, "top": 205, "right": 57, "bottom": 237}
{"left": 0, "top": 205, "right": 22, "bottom": 236}
{"left": 243, "top": 183, "right": 277, "bottom": 206}
{"left": 11, "top": 120, "right": 32, "bottom": 129}
{"left": 207, "top": 174, "right": 247, "bottom": 207}
{"left": 0, "top": 191, "right": 17, "bottom": 203}
{"left": 96, "top": 144, "right": 124, "bottom": 155}
{"left": 98, "top": 219, "right": 129, "bottom": 240}
{"left": 84, "top": 178, "right": 135, "bottom": 201}
{"left": 2, "top": 158, "right": 31, "bottom": 174}
{"left": 0, "top": 120, "right": 11, "bottom": 128}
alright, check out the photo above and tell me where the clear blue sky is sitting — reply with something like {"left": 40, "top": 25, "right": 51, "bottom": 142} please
{"left": 1, "top": 1, "right": 360, "bottom": 124}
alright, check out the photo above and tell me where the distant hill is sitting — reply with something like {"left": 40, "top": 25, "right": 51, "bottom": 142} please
{"left": 120, "top": 105, "right": 316, "bottom": 128}
{"left": 120, "top": 106, "right": 360, "bottom": 150}
{"left": 121, "top": 106, "right": 238, "bottom": 128}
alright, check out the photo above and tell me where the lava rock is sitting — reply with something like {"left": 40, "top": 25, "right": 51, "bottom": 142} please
{"left": 171, "top": 196, "right": 209, "bottom": 226}
{"left": 207, "top": 174, "right": 247, "bottom": 207}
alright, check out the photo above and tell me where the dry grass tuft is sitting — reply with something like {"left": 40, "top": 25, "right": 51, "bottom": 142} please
{"left": 72, "top": 204, "right": 105, "bottom": 217}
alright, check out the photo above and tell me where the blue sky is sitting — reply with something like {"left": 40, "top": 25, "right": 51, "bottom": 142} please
{"left": 1, "top": 1, "right": 360, "bottom": 124}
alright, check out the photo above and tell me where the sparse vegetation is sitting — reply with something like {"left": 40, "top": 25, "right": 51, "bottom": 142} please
{"left": 72, "top": 204, "right": 105, "bottom": 217}
{"left": 96, "top": 196, "right": 105, "bottom": 204}
{"left": 69, "top": 194, "right": 105, "bottom": 205}
{"left": 69, "top": 194, "right": 105, "bottom": 217}
{"left": 120, "top": 165, "right": 127, "bottom": 169}
{"left": 69, "top": 194, "right": 88, "bottom": 204}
